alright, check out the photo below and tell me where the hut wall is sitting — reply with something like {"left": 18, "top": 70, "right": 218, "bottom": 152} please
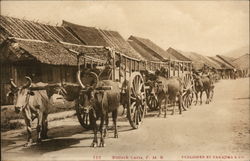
{"left": 1, "top": 63, "right": 17, "bottom": 105}
{"left": 1, "top": 62, "right": 77, "bottom": 105}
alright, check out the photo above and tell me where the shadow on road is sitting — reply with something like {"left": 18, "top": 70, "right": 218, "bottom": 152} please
{"left": 2, "top": 123, "right": 136, "bottom": 155}
{"left": 21, "top": 138, "right": 87, "bottom": 155}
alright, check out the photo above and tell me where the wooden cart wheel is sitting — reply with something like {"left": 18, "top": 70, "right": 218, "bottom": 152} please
{"left": 147, "top": 93, "right": 158, "bottom": 111}
{"left": 182, "top": 74, "right": 194, "bottom": 110}
{"left": 75, "top": 94, "right": 92, "bottom": 130}
{"left": 127, "top": 72, "right": 147, "bottom": 129}
{"left": 145, "top": 81, "right": 158, "bottom": 111}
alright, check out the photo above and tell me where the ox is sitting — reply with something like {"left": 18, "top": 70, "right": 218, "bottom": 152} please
{"left": 151, "top": 68, "right": 183, "bottom": 117}
{"left": 77, "top": 71, "right": 121, "bottom": 147}
{"left": 155, "top": 76, "right": 183, "bottom": 117}
{"left": 58, "top": 71, "right": 121, "bottom": 147}
{"left": 193, "top": 74, "right": 214, "bottom": 105}
{"left": 7, "top": 77, "right": 60, "bottom": 147}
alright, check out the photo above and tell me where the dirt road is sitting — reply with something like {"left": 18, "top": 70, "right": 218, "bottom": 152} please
{"left": 1, "top": 78, "right": 249, "bottom": 161}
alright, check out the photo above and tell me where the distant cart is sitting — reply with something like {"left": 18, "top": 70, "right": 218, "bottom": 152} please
{"left": 144, "top": 59, "right": 194, "bottom": 111}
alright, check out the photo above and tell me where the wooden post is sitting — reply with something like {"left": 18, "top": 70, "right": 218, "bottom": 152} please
{"left": 182, "top": 62, "right": 185, "bottom": 73}
{"left": 119, "top": 55, "right": 121, "bottom": 82}
{"left": 134, "top": 60, "right": 136, "bottom": 71}
{"left": 129, "top": 59, "right": 132, "bottom": 76}
{"left": 178, "top": 62, "right": 180, "bottom": 77}
{"left": 125, "top": 58, "right": 127, "bottom": 80}
{"left": 133, "top": 60, "right": 135, "bottom": 71}
{"left": 173, "top": 61, "right": 175, "bottom": 76}
{"left": 112, "top": 51, "right": 115, "bottom": 81}
{"left": 168, "top": 60, "right": 171, "bottom": 78}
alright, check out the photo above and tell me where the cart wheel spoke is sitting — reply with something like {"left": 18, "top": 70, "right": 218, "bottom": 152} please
{"left": 127, "top": 72, "right": 146, "bottom": 129}
{"left": 75, "top": 98, "right": 92, "bottom": 130}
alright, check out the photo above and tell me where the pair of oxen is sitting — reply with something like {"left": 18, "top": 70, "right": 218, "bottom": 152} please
{"left": 193, "top": 73, "right": 215, "bottom": 105}
{"left": 144, "top": 69, "right": 183, "bottom": 118}
{"left": 7, "top": 71, "right": 122, "bottom": 147}
{"left": 144, "top": 68, "right": 215, "bottom": 118}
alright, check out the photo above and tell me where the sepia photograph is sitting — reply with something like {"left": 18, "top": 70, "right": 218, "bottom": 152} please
{"left": 0, "top": 1, "right": 249, "bottom": 161}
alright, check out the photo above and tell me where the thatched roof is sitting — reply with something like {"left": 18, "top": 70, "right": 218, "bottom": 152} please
{"left": 127, "top": 39, "right": 161, "bottom": 61}
{"left": 166, "top": 47, "right": 191, "bottom": 61}
{"left": 175, "top": 49, "right": 221, "bottom": 70}
{"left": 232, "top": 54, "right": 249, "bottom": 70}
{"left": 0, "top": 15, "right": 82, "bottom": 44}
{"left": 62, "top": 21, "right": 143, "bottom": 60}
{"left": 0, "top": 38, "right": 110, "bottom": 66}
{"left": 128, "top": 36, "right": 177, "bottom": 61}
{"left": 208, "top": 56, "right": 234, "bottom": 69}
{"left": 205, "top": 57, "right": 222, "bottom": 70}
{"left": 216, "top": 55, "right": 236, "bottom": 68}
{"left": 62, "top": 20, "right": 107, "bottom": 46}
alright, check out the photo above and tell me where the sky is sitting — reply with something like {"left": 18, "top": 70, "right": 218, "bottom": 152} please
{"left": 1, "top": 1, "right": 249, "bottom": 56}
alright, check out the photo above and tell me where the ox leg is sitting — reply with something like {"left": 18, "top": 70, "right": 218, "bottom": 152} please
{"left": 164, "top": 97, "right": 168, "bottom": 118}
{"left": 23, "top": 115, "right": 33, "bottom": 147}
{"left": 99, "top": 116, "right": 105, "bottom": 147}
{"left": 103, "top": 116, "right": 109, "bottom": 138}
{"left": 205, "top": 89, "right": 210, "bottom": 104}
{"left": 112, "top": 110, "right": 118, "bottom": 138}
{"left": 171, "top": 100, "right": 175, "bottom": 115}
{"left": 122, "top": 106, "right": 127, "bottom": 117}
{"left": 157, "top": 99, "right": 162, "bottom": 117}
{"left": 195, "top": 92, "right": 198, "bottom": 105}
{"left": 210, "top": 88, "right": 214, "bottom": 102}
{"left": 90, "top": 112, "right": 98, "bottom": 147}
{"left": 36, "top": 113, "right": 43, "bottom": 144}
{"left": 178, "top": 94, "right": 182, "bottom": 115}
{"left": 200, "top": 91, "right": 203, "bottom": 105}
{"left": 41, "top": 113, "right": 48, "bottom": 139}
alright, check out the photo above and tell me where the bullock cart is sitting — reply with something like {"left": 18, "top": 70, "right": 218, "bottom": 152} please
{"left": 70, "top": 47, "right": 148, "bottom": 129}
{"left": 143, "top": 59, "right": 194, "bottom": 111}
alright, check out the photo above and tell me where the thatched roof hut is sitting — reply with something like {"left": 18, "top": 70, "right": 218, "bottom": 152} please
{"left": 0, "top": 15, "right": 82, "bottom": 44}
{"left": 232, "top": 54, "right": 249, "bottom": 70}
{"left": 166, "top": 47, "right": 191, "bottom": 61}
{"left": 128, "top": 36, "right": 177, "bottom": 61}
{"left": 205, "top": 57, "right": 222, "bottom": 70}
{"left": 62, "top": 20, "right": 143, "bottom": 60}
{"left": 208, "top": 56, "right": 234, "bottom": 69}
{"left": 127, "top": 39, "right": 161, "bottom": 61}
{"left": 0, "top": 38, "right": 110, "bottom": 66}
{"left": 170, "top": 49, "right": 220, "bottom": 70}
{"left": 216, "top": 55, "right": 236, "bottom": 69}
{"left": 0, "top": 15, "right": 140, "bottom": 64}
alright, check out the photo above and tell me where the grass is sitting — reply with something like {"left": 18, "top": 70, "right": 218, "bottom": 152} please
{"left": 1, "top": 117, "right": 24, "bottom": 132}
{"left": 1, "top": 100, "right": 76, "bottom": 132}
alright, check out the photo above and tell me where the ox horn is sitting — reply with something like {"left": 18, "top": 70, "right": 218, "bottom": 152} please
{"left": 89, "top": 72, "right": 99, "bottom": 86}
{"left": 23, "top": 76, "right": 32, "bottom": 88}
{"left": 77, "top": 70, "right": 86, "bottom": 89}
{"left": 10, "top": 78, "right": 17, "bottom": 89}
